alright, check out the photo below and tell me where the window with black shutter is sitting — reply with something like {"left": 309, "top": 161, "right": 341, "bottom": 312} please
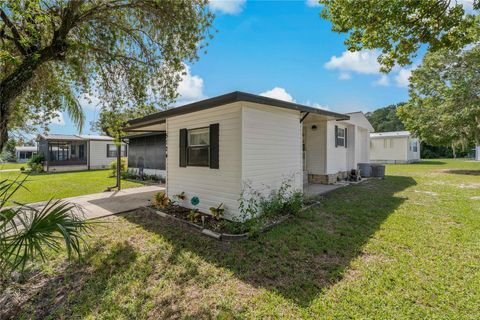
{"left": 179, "top": 124, "right": 219, "bottom": 168}
{"left": 187, "top": 127, "right": 210, "bottom": 167}
{"left": 335, "top": 126, "right": 345, "bottom": 147}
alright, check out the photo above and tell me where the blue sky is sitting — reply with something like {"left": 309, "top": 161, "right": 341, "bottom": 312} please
{"left": 52, "top": 0, "right": 420, "bottom": 135}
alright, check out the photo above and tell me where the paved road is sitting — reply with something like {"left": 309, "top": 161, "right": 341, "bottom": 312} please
{"left": 24, "top": 185, "right": 165, "bottom": 220}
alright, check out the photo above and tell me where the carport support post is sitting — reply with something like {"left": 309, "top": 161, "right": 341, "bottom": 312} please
{"left": 116, "top": 144, "right": 121, "bottom": 190}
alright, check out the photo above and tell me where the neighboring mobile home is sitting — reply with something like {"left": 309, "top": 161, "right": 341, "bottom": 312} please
{"left": 14, "top": 146, "right": 37, "bottom": 163}
{"left": 370, "top": 131, "right": 420, "bottom": 164}
{"left": 37, "top": 134, "right": 127, "bottom": 172}
{"left": 126, "top": 92, "right": 374, "bottom": 221}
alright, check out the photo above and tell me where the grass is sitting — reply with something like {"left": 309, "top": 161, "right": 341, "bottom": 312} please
{"left": 1, "top": 159, "right": 480, "bottom": 319}
{"left": 0, "top": 162, "right": 26, "bottom": 170}
{"left": 0, "top": 170, "right": 145, "bottom": 204}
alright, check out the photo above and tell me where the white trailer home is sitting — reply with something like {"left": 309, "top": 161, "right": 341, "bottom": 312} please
{"left": 14, "top": 146, "right": 37, "bottom": 163}
{"left": 37, "top": 134, "right": 127, "bottom": 172}
{"left": 370, "top": 131, "right": 421, "bottom": 164}
{"left": 126, "top": 92, "right": 374, "bottom": 220}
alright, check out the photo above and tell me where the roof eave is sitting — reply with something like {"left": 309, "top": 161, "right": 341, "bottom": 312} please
{"left": 126, "top": 91, "right": 349, "bottom": 129}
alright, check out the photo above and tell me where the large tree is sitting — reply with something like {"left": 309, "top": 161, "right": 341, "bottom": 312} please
{"left": 319, "top": 0, "right": 479, "bottom": 71}
{"left": 397, "top": 45, "right": 480, "bottom": 153}
{"left": 0, "top": 0, "right": 213, "bottom": 150}
{"left": 365, "top": 103, "right": 406, "bottom": 133}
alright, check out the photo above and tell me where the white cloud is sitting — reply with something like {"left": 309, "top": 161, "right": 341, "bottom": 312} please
{"left": 259, "top": 87, "right": 329, "bottom": 110}
{"left": 79, "top": 92, "right": 101, "bottom": 110}
{"left": 51, "top": 112, "right": 65, "bottom": 126}
{"left": 325, "top": 49, "right": 382, "bottom": 75}
{"left": 260, "top": 87, "right": 295, "bottom": 102}
{"left": 303, "top": 100, "right": 330, "bottom": 111}
{"left": 338, "top": 72, "right": 352, "bottom": 80}
{"left": 395, "top": 69, "right": 412, "bottom": 88}
{"left": 305, "top": 0, "right": 321, "bottom": 7}
{"left": 176, "top": 65, "right": 206, "bottom": 104}
{"left": 456, "top": 0, "right": 475, "bottom": 12}
{"left": 209, "top": 0, "right": 246, "bottom": 14}
{"left": 374, "top": 75, "right": 390, "bottom": 86}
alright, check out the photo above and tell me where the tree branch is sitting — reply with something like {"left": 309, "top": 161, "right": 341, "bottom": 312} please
{"left": 0, "top": 9, "right": 27, "bottom": 55}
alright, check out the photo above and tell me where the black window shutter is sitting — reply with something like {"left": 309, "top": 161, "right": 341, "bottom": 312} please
{"left": 334, "top": 125, "right": 338, "bottom": 148}
{"left": 179, "top": 128, "right": 187, "bottom": 167}
{"left": 344, "top": 127, "right": 347, "bottom": 148}
{"left": 210, "top": 123, "right": 219, "bottom": 169}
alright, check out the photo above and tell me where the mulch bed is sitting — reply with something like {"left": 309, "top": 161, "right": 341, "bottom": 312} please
{"left": 151, "top": 204, "right": 240, "bottom": 234}
{"left": 147, "top": 200, "right": 321, "bottom": 241}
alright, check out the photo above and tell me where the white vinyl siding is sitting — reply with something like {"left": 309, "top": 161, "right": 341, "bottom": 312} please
{"left": 326, "top": 121, "right": 348, "bottom": 174}
{"left": 241, "top": 103, "right": 303, "bottom": 196}
{"left": 166, "top": 103, "right": 243, "bottom": 220}
{"left": 370, "top": 137, "right": 409, "bottom": 162}
{"left": 355, "top": 127, "right": 370, "bottom": 164}
{"left": 304, "top": 118, "right": 327, "bottom": 174}
{"left": 89, "top": 140, "right": 126, "bottom": 169}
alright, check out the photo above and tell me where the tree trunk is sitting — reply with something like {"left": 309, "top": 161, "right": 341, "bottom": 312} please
{"left": 0, "top": 98, "right": 9, "bottom": 152}
{"left": 0, "top": 45, "right": 62, "bottom": 151}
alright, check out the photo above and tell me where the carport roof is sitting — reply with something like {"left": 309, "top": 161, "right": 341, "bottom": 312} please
{"left": 126, "top": 91, "right": 349, "bottom": 131}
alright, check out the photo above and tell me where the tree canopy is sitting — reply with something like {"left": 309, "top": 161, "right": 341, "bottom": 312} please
{"left": 319, "top": 0, "right": 480, "bottom": 71}
{"left": 398, "top": 45, "right": 480, "bottom": 150}
{"left": 365, "top": 103, "right": 405, "bottom": 133}
{"left": 0, "top": 0, "right": 214, "bottom": 150}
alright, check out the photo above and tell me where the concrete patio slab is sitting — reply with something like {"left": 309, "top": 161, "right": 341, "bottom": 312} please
{"left": 24, "top": 185, "right": 164, "bottom": 220}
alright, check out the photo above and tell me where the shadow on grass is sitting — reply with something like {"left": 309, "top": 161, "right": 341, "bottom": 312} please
{"left": 442, "top": 169, "right": 480, "bottom": 176}
{"left": 121, "top": 175, "right": 416, "bottom": 307}
{"left": 1, "top": 241, "right": 137, "bottom": 320}
{"left": 416, "top": 160, "right": 446, "bottom": 165}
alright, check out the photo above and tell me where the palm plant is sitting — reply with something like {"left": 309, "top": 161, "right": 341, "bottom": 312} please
{"left": 0, "top": 175, "right": 91, "bottom": 278}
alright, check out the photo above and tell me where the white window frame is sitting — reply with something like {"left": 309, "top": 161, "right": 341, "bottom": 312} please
{"left": 187, "top": 127, "right": 210, "bottom": 167}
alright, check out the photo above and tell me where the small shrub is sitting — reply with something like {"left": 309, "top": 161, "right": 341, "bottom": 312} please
{"left": 239, "top": 177, "right": 304, "bottom": 222}
{"left": 121, "top": 169, "right": 137, "bottom": 180}
{"left": 20, "top": 166, "right": 25, "bottom": 172}
{"left": 282, "top": 191, "right": 304, "bottom": 216}
{"left": 175, "top": 191, "right": 186, "bottom": 200}
{"left": 209, "top": 203, "right": 225, "bottom": 220}
{"left": 110, "top": 158, "right": 127, "bottom": 177}
{"left": 153, "top": 191, "right": 169, "bottom": 209}
{"left": 187, "top": 209, "right": 201, "bottom": 222}
{"left": 27, "top": 155, "right": 44, "bottom": 173}
{"left": 28, "top": 154, "right": 44, "bottom": 164}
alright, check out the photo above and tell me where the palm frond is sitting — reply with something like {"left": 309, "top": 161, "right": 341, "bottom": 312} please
{"left": 0, "top": 175, "right": 92, "bottom": 277}
{"left": 63, "top": 88, "right": 85, "bottom": 133}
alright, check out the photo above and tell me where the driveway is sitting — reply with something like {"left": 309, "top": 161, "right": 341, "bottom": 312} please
{"left": 25, "top": 185, "right": 164, "bottom": 220}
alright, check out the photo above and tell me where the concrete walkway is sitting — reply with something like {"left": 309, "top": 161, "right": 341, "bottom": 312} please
{"left": 26, "top": 185, "right": 165, "bottom": 220}
{"left": 304, "top": 183, "right": 346, "bottom": 197}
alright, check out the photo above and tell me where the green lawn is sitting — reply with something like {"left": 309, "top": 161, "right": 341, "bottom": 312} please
{"left": 0, "top": 170, "right": 145, "bottom": 204}
{"left": 2, "top": 159, "right": 480, "bottom": 319}
{"left": 0, "top": 162, "right": 26, "bottom": 170}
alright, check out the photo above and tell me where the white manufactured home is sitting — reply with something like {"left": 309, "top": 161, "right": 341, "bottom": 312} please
{"left": 370, "top": 131, "right": 421, "bottom": 164}
{"left": 126, "top": 92, "right": 374, "bottom": 220}
{"left": 14, "top": 146, "right": 37, "bottom": 163}
{"left": 37, "top": 134, "right": 127, "bottom": 172}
